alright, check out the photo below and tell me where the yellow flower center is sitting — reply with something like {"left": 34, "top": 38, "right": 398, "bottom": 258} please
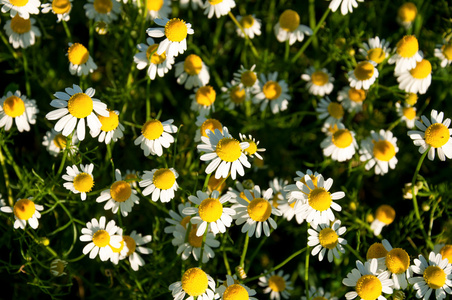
{"left": 181, "top": 268, "right": 208, "bottom": 297}
{"left": 279, "top": 9, "right": 300, "bottom": 32}
{"left": 53, "top": 133, "right": 67, "bottom": 149}
{"left": 311, "top": 71, "right": 329, "bottom": 86}
{"left": 241, "top": 70, "right": 257, "bottom": 87}
{"left": 423, "top": 266, "right": 446, "bottom": 289}
{"left": 216, "top": 138, "right": 242, "bottom": 162}
{"left": 93, "top": 0, "right": 113, "bottom": 14}
{"left": 319, "top": 227, "right": 339, "bottom": 249}
{"left": 142, "top": 119, "right": 164, "bottom": 140}
{"left": 366, "top": 242, "right": 388, "bottom": 259}
{"left": 367, "top": 48, "right": 386, "bottom": 64}
{"left": 13, "top": 199, "right": 35, "bottom": 220}
{"left": 247, "top": 198, "right": 272, "bottom": 222}
{"left": 10, "top": 0, "right": 28, "bottom": 7}
{"left": 230, "top": 86, "right": 246, "bottom": 104}
{"left": 240, "top": 15, "right": 255, "bottom": 29}
{"left": 52, "top": 0, "right": 71, "bottom": 14}
{"left": 396, "top": 35, "right": 419, "bottom": 58}
{"left": 375, "top": 205, "right": 395, "bottom": 225}
{"left": 110, "top": 180, "right": 132, "bottom": 202}
{"left": 332, "top": 129, "right": 353, "bottom": 148}
{"left": 442, "top": 44, "right": 452, "bottom": 60}
{"left": 3, "top": 95, "right": 25, "bottom": 118}
{"left": 180, "top": 216, "right": 191, "bottom": 228}
{"left": 196, "top": 86, "right": 216, "bottom": 106}
{"left": 67, "top": 93, "right": 93, "bottom": 119}
{"left": 200, "top": 119, "right": 222, "bottom": 138}
{"left": 153, "top": 168, "right": 176, "bottom": 190}
{"left": 184, "top": 54, "right": 203, "bottom": 75}
{"left": 327, "top": 102, "right": 344, "bottom": 120}
{"left": 188, "top": 224, "right": 203, "bottom": 247}
{"left": 268, "top": 275, "right": 286, "bottom": 292}
{"left": 440, "top": 245, "right": 452, "bottom": 262}
{"left": 354, "top": 61, "right": 374, "bottom": 81}
{"left": 239, "top": 191, "right": 252, "bottom": 202}
{"left": 385, "top": 248, "right": 410, "bottom": 274}
{"left": 223, "top": 284, "right": 248, "bottom": 300}
{"left": 165, "top": 18, "right": 188, "bottom": 43}
{"left": 424, "top": 123, "right": 450, "bottom": 148}
{"left": 244, "top": 140, "right": 257, "bottom": 155}
{"left": 92, "top": 230, "right": 110, "bottom": 247}
{"left": 348, "top": 88, "right": 366, "bottom": 103}
{"left": 98, "top": 110, "right": 119, "bottom": 132}
{"left": 198, "top": 197, "right": 223, "bottom": 222}
{"left": 262, "top": 81, "right": 282, "bottom": 100}
{"left": 146, "top": 44, "right": 166, "bottom": 65}
{"left": 308, "top": 187, "right": 332, "bottom": 212}
{"left": 73, "top": 173, "right": 94, "bottom": 193}
{"left": 299, "top": 175, "right": 318, "bottom": 190}
{"left": 402, "top": 107, "right": 416, "bottom": 120}
{"left": 373, "top": 140, "right": 396, "bottom": 162}
{"left": 356, "top": 275, "right": 382, "bottom": 300}
{"left": 405, "top": 93, "right": 418, "bottom": 106}
{"left": 123, "top": 235, "right": 136, "bottom": 255}
{"left": 410, "top": 59, "right": 431, "bottom": 79}
{"left": 398, "top": 2, "right": 417, "bottom": 22}
{"left": 147, "top": 0, "right": 163, "bottom": 11}
{"left": 110, "top": 239, "right": 124, "bottom": 253}
{"left": 208, "top": 0, "right": 223, "bottom": 4}
{"left": 10, "top": 15, "right": 31, "bottom": 34}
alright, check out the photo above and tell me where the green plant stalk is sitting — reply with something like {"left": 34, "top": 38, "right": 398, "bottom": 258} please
{"left": 228, "top": 12, "right": 259, "bottom": 58}
{"left": 0, "top": 145, "right": 14, "bottom": 206}
{"left": 2, "top": 144, "right": 22, "bottom": 180}
{"left": 0, "top": 30, "right": 18, "bottom": 60}
{"left": 345, "top": 243, "right": 365, "bottom": 261}
{"left": 89, "top": 20, "right": 94, "bottom": 54}
{"left": 308, "top": 0, "right": 318, "bottom": 50}
{"left": 221, "top": 233, "right": 232, "bottom": 276}
{"left": 202, "top": 173, "right": 212, "bottom": 192}
{"left": 305, "top": 223, "right": 310, "bottom": 298}
{"left": 198, "top": 229, "right": 208, "bottom": 268}
{"left": 62, "top": 20, "right": 72, "bottom": 41}
{"left": 22, "top": 49, "right": 31, "bottom": 97}
{"left": 146, "top": 77, "right": 151, "bottom": 120}
{"left": 26, "top": 230, "right": 58, "bottom": 258}
{"left": 56, "top": 135, "right": 72, "bottom": 177}
{"left": 239, "top": 234, "right": 250, "bottom": 269}
{"left": 284, "top": 40, "right": 290, "bottom": 62}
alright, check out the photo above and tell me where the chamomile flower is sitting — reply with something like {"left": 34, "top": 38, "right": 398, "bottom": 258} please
{"left": 239, "top": 133, "right": 265, "bottom": 160}
{"left": 348, "top": 61, "right": 379, "bottom": 90}
{"left": 233, "top": 64, "right": 259, "bottom": 98}
{"left": 50, "top": 259, "right": 68, "bottom": 277}
{"left": 269, "top": 177, "right": 288, "bottom": 207}
{"left": 434, "top": 42, "right": 452, "bottom": 68}
{"left": 123, "top": 169, "right": 140, "bottom": 188}
{"left": 172, "top": 223, "right": 219, "bottom": 263}
{"left": 388, "top": 35, "right": 423, "bottom": 73}
{"left": 342, "top": 259, "right": 394, "bottom": 300}
{"left": 253, "top": 72, "right": 291, "bottom": 114}
{"left": 359, "top": 130, "right": 399, "bottom": 175}
{"left": 216, "top": 274, "right": 258, "bottom": 300}
{"left": 146, "top": 17, "right": 194, "bottom": 59}
{"left": 134, "top": 119, "right": 177, "bottom": 156}
{"left": 108, "top": 228, "right": 128, "bottom": 265}
{"left": 359, "top": 36, "right": 391, "bottom": 65}
{"left": 396, "top": 59, "right": 432, "bottom": 95}
{"left": 90, "top": 109, "right": 124, "bottom": 144}
{"left": 175, "top": 54, "right": 209, "bottom": 89}
{"left": 227, "top": 180, "right": 254, "bottom": 204}
{"left": 434, "top": 244, "right": 452, "bottom": 263}
{"left": 190, "top": 86, "right": 216, "bottom": 115}
{"left": 405, "top": 92, "right": 418, "bottom": 106}
{"left": 407, "top": 109, "right": 452, "bottom": 161}
{"left": 233, "top": 186, "right": 282, "bottom": 238}
{"left": 258, "top": 270, "right": 294, "bottom": 299}
{"left": 41, "top": 0, "right": 72, "bottom": 22}
{"left": 63, "top": 163, "right": 95, "bottom": 201}
{"left": 1, "top": 0, "right": 41, "bottom": 19}
{"left": 197, "top": 127, "right": 251, "bottom": 180}
{"left": 370, "top": 204, "right": 396, "bottom": 236}
{"left": 0, "top": 90, "right": 38, "bottom": 132}
{"left": 79, "top": 216, "right": 122, "bottom": 261}
{"left": 366, "top": 242, "right": 390, "bottom": 272}
{"left": 301, "top": 67, "right": 334, "bottom": 96}
{"left": 66, "top": 42, "right": 97, "bottom": 76}
{"left": 96, "top": 169, "right": 140, "bottom": 217}
{"left": 194, "top": 115, "right": 223, "bottom": 142}
{"left": 381, "top": 239, "right": 411, "bottom": 290}
{"left": 408, "top": 251, "right": 452, "bottom": 300}
{"left": 164, "top": 202, "right": 193, "bottom": 234}
{"left": 169, "top": 268, "right": 216, "bottom": 300}
{"left": 337, "top": 86, "right": 366, "bottom": 113}
{"left": 84, "top": 0, "right": 121, "bottom": 23}
{"left": 183, "top": 190, "right": 235, "bottom": 236}
{"left": 4, "top": 15, "right": 41, "bottom": 49}
{"left": 42, "top": 129, "right": 78, "bottom": 157}
{"left": 284, "top": 169, "right": 321, "bottom": 212}
{"left": 328, "top": 0, "right": 363, "bottom": 15}
{"left": 397, "top": 2, "right": 417, "bottom": 29}
{"left": 320, "top": 124, "right": 358, "bottom": 162}
{"left": 0, "top": 198, "right": 43, "bottom": 230}
{"left": 301, "top": 286, "right": 338, "bottom": 300}
{"left": 396, "top": 102, "right": 417, "bottom": 128}
{"left": 236, "top": 14, "right": 261, "bottom": 39}
{"left": 145, "top": 0, "right": 171, "bottom": 20}
{"left": 203, "top": 0, "right": 235, "bottom": 19}
{"left": 274, "top": 9, "right": 312, "bottom": 45}
{"left": 308, "top": 220, "right": 347, "bottom": 262}
{"left": 316, "top": 97, "right": 344, "bottom": 126}
{"left": 140, "top": 168, "right": 179, "bottom": 203}
{"left": 45, "top": 84, "right": 109, "bottom": 141}
{"left": 277, "top": 197, "right": 304, "bottom": 224}
{"left": 134, "top": 37, "right": 174, "bottom": 80}
{"left": 221, "top": 81, "right": 246, "bottom": 109}
{"left": 120, "top": 231, "right": 152, "bottom": 271}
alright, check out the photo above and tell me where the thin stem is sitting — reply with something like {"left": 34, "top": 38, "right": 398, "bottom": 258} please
{"left": 0, "top": 30, "right": 18, "bottom": 60}
{"left": 1, "top": 144, "right": 22, "bottom": 180}
{"left": 345, "top": 244, "right": 365, "bottom": 262}
{"left": 56, "top": 135, "right": 72, "bottom": 177}
{"left": 146, "top": 77, "right": 151, "bottom": 120}
{"left": 198, "top": 229, "right": 208, "bottom": 268}
{"left": 305, "top": 223, "right": 310, "bottom": 299}
{"left": 0, "top": 145, "right": 14, "bottom": 206}
{"left": 201, "top": 173, "right": 212, "bottom": 192}
{"left": 228, "top": 12, "right": 259, "bottom": 58}
{"left": 308, "top": 0, "right": 318, "bottom": 50}
{"left": 23, "top": 49, "right": 31, "bottom": 97}
{"left": 284, "top": 39, "right": 290, "bottom": 62}
{"left": 26, "top": 230, "right": 58, "bottom": 258}
{"left": 239, "top": 234, "right": 250, "bottom": 269}
{"left": 62, "top": 20, "right": 72, "bottom": 41}
{"left": 89, "top": 20, "right": 94, "bottom": 54}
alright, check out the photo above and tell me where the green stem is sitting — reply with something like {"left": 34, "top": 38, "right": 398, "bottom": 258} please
{"left": 26, "top": 230, "right": 58, "bottom": 258}
{"left": 308, "top": 0, "right": 318, "bottom": 50}
{"left": 0, "top": 145, "right": 14, "bottom": 206}
{"left": 0, "top": 30, "right": 18, "bottom": 60}
{"left": 305, "top": 223, "right": 310, "bottom": 298}
{"left": 202, "top": 173, "right": 212, "bottom": 192}
{"left": 89, "top": 20, "right": 94, "bottom": 54}
{"left": 62, "top": 20, "right": 72, "bottom": 41}
{"left": 228, "top": 12, "right": 259, "bottom": 58}
{"left": 239, "top": 234, "right": 250, "bottom": 269}
{"left": 345, "top": 243, "right": 365, "bottom": 262}
{"left": 22, "top": 49, "right": 31, "bottom": 97}
{"left": 1, "top": 144, "right": 22, "bottom": 180}
{"left": 284, "top": 39, "right": 290, "bottom": 62}
{"left": 56, "top": 135, "right": 72, "bottom": 177}
{"left": 198, "top": 229, "right": 208, "bottom": 268}
{"left": 146, "top": 77, "right": 151, "bottom": 120}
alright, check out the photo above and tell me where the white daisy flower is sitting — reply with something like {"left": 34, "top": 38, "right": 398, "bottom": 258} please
{"left": 370, "top": 204, "right": 396, "bottom": 236}
{"left": 236, "top": 14, "right": 261, "bottom": 39}
{"left": 233, "top": 64, "right": 260, "bottom": 99}
{"left": 96, "top": 169, "right": 140, "bottom": 217}
{"left": 0, "top": 197, "right": 43, "bottom": 230}
{"left": 4, "top": 15, "right": 41, "bottom": 49}
{"left": 380, "top": 239, "right": 411, "bottom": 290}
{"left": 89, "top": 109, "right": 124, "bottom": 144}
{"left": 66, "top": 43, "right": 97, "bottom": 76}
{"left": 274, "top": 9, "right": 312, "bottom": 45}
{"left": 183, "top": 190, "right": 235, "bottom": 237}
{"left": 164, "top": 202, "right": 193, "bottom": 234}
{"left": 172, "top": 223, "right": 219, "bottom": 263}
{"left": 301, "top": 286, "right": 338, "bottom": 300}
{"left": 434, "top": 42, "right": 452, "bottom": 68}
{"left": 194, "top": 115, "right": 223, "bottom": 143}
{"left": 203, "top": 0, "right": 235, "bottom": 19}
{"left": 175, "top": 54, "right": 209, "bottom": 89}
{"left": 397, "top": 2, "right": 417, "bottom": 29}
{"left": 134, "top": 118, "right": 177, "bottom": 156}
{"left": 145, "top": 0, "right": 171, "bottom": 20}
{"left": 277, "top": 197, "right": 304, "bottom": 224}
{"left": 396, "top": 102, "right": 417, "bottom": 128}
{"left": 316, "top": 97, "right": 344, "bottom": 126}
{"left": 146, "top": 17, "right": 194, "bottom": 59}
{"left": 133, "top": 37, "right": 175, "bottom": 80}
{"left": 407, "top": 109, "right": 452, "bottom": 161}
{"left": 328, "top": 0, "right": 363, "bottom": 15}
{"left": 108, "top": 228, "right": 129, "bottom": 265}
{"left": 216, "top": 274, "right": 258, "bottom": 300}
{"left": 233, "top": 185, "right": 282, "bottom": 238}
{"left": 190, "top": 85, "right": 216, "bottom": 116}
{"left": 226, "top": 180, "right": 254, "bottom": 204}
{"left": 359, "top": 129, "right": 399, "bottom": 175}
{"left": 396, "top": 58, "right": 432, "bottom": 95}
{"left": 1, "top": 0, "right": 41, "bottom": 19}
{"left": 342, "top": 259, "right": 394, "bottom": 300}
{"left": 41, "top": 0, "right": 72, "bottom": 23}
{"left": 258, "top": 270, "right": 293, "bottom": 299}
{"left": 0, "top": 90, "right": 38, "bottom": 132}
{"left": 222, "top": 81, "right": 247, "bottom": 109}
{"left": 45, "top": 84, "right": 109, "bottom": 141}
{"left": 42, "top": 129, "right": 79, "bottom": 157}
{"left": 179, "top": 0, "right": 203, "bottom": 10}
{"left": 408, "top": 251, "right": 452, "bottom": 300}
{"left": 169, "top": 268, "right": 216, "bottom": 300}
{"left": 62, "top": 163, "right": 95, "bottom": 201}
{"left": 301, "top": 67, "right": 334, "bottom": 96}
{"left": 388, "top": 35, "right": 423, "bottom": 73}
{"left": 253, "top": 72, "right": 291, "bottom": 114}
{"left": 239, "top": 133, "right": 265, "bottom": 160}
{"left": 348, "top": 61, "right": 379, "bottom": 90}
{"left": 337, "top": 86, "right": 366, "bottom": 113}
{"left": 366, "top": 242, "right": 390, "bottom": 272}
{"left": 139, "top": 168, "right": 179, "bottom": 203}
{"left": 284, "top": 169, "right": 322, "bottom": 213}
{"left": 359, "top": 36, "right": 391, "bottom": 65}
{"left": 120, "top": 231, "right": 152, "bottom": 271}
{"left": 269, "top": 177, "right": 288, "bottom": 207}
{"left": 197, "top": 127, "right": 251, "bottom": 180}
{"left": 434, "top": 244, "right": 452, "bottom": 264}
{"left": 84, "top": 0, "right": 121, "bottom": 24}
{"left": 49, "top": 259, "right": 68, "bottom": 277}
{"left": 79, "top": 216, "right": 122, "bottom": 261}
{"left": 122, "top": 169, "right": 141, "bottom": 188}
{"left": 320, "top": 124, "right": 358, "bottom": 162}
{"left": 308, "top": 220, "right": 347, "bottom": 262}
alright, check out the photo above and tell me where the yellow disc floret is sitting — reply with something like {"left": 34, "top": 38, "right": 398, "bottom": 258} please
{"left": 223, "top": 284, "right": 248, "bottom": 300}
{"left": 244, "top": 140, "right": 257, "bottom": 156}
{"left": 373, "top": 140, "right": 396, "bottom": 162}
{"left": 147, "top": 0, "right": 163, "bottom": 11}
{"left": 52, "top": 0, "right": 71, "bottom": 14}
{"left": 98, "top": 110, "right": 119, "bottom": 132}
{"left": 268, "top": 275, "right": 286, "bottom": 292}
{"left": 375, "top": 205, "right": 395, "bottom": 225}
{"left": 181, "top": 268, "right": 208, "bottom": 296}
{"left": 188, "top": 225, "right": 203, "bottom": 247}
{"left": 208, "top": 0, "right": 223, "bottom": 4}
{"left": 356, "top": 275, "right": 383, "bottom": 300}
{"left": 405, "top": 93, "right": 418, "bottom": 106}
{"left": 423, "top": 266, "right": 446, "bottom": 289}
{"left": 184, "top": 54, "right": 203, "bottom": 75}
{"left": 348, "top": 88, "right": 366, "bottom": 103}
{"left": 198, "top": 197, "right": 223, "bottom": 222}
{"left": 122, "top": 235, "right": 136, "bottom": 255}
{"left": 3, "top": 95, "right": 25, "bottom": 118}
{"left": 73, "top": 173, "right": 94, "bottom": 193}
{"left": 440, "top": 245, "right": 452, "bottom": 262}
{"left": 262, "top": 81, "right": 282, "bottom": 100}
{"left": 67, "top": 93, "right": 93, "bottom": 119}
{"left": 110, "top": 180, "right": 132, "bottom": 202}
{"left": 153, "top": 168, "right": 176, "bottom": 190}
{"left": 397, "top": 35, "right": 418, "bottom": 58}
{"left": 366, "top": 242, "right": 389, "bottom": 260}
{"left": 410, "top": 59, "right": 431, "bottom": 79}
{"left": 10, "top": 0, "right": 29, "bottom": 7}
{"left": 398, "top": 2, "right": 417, "bottom": 23}
{"left": 93, "top": 0, "right": 113, "bottom": 14}
{"left": 327, "top": 102, "right": 344, "bottom": 120}
{"left": 442, "top": 44, "right": 452, "bottom": 60}
{"left": 319, "top": 228, "right": 339, "bottom": 249}
{"left": 311, "top": 71, "right": 329, "bottom": 86}
{"left": 165, "top": 18, "right": 188, "bottom": 43}
{"left": 247, "top": 198, "right": 272, "bottom": 222}
{"left": 92, "top": 230, "right": 110, "bottom": 247}
{"left": 10, "top": 15, "right": 31, "bottom": 34}
{"left": 216, "top": 138, "right": 242, "bottom": 162}
{"left": 53, "top": 133, "right": 67, "bottom": 149}
{"left": 308, "top": 188, "right": 332, "bottom": 211}
{"left": 146, "top": 44, "right": 166, "bottom": 65}
{"left": 424, "top": 123, "right": 450, "bottom": 148}
{"left": 230, "top": 86, "right": 246, "bottom": 104}
{"left": 279, "top": 9, "right": 300, "bottom": 32}
{"left": 367, "top": 48, "right": 386, "bottom": 64}
{"left": 110, "top": 239, "right": 125, "bottom": 253}
{"left": 241, "top": 70, "right": 257, "bottom": 87}
{"left": 13, "top": 199, "right": 35, "bottom": 220}
{"left": 68, "top": 43, "right": 89, "bottom": 65}
{"left": 354, "top": 62, "right": 375, "bottom": 81}
{"left": 142, "top": 119, "right": 164, "bottom": 140}
{"left": 196, "top": 86, "right": 216, "bottom": 106}
{"left": 332, "top": 129, "right": 353, "bottom": 148}
{"left": 403, "top": 107, "right": 416, "bottom": 120}
{"left": 200, "top": 119, "right": 222, "bottom": 137}
{"left": 386, "top": 248, "right": 410, "bottom": 274}
{"left": 240, "top": 15, "right": 255, "bottom": 29}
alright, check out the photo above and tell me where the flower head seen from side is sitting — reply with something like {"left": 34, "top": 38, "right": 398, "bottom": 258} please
{"left": 145, "top": 0, "right": 171, "bottom": 20}
{"left": 1, "top": 197, "right": 43, "bottom": 230}
{"left": 301, "top": 286, "right": 338, "bottom": 300}
{"left": 380, "top": 240, "right": 411, "bottom": 290}
{"left": 348, "top": 61, "right": 379, "bottom": 90}
{"left": 1, "top": 0, "right": 41, "bottom": 19}
{"left": 328, "top": 0, "right": 363, "bottom": 15}
{"left": 337, "top": 86, "right": 366, "bottom": 113}
{"left": 236, "top": 14, "right": 261, "bottom": 39}
{"left": 169, "top": 267, "right": 216, "bottom": 300}
{"left": 84, "top": 0, "right": 121, "bottom": 23}
{"left": 66, "top": 42, "right": 97, "bottom": 76}
{"left": 50, "top": 259, "right": 68, "bottom": 277}
{"left": 41, "top": 0, "right": 72, "bottom": 22}
{"left": 359, "top": 36, "right": 391, "bottom": 65}
{"left": 133, "top": 37, "right": 174, "bottom": 80}
{"left": 396, "top": 58, "right": 432, "bottom": 95}
{"left": 233, "top": 64, "right": 259, "bottom": 99}
{"left": 134, "top": 118, "right": 177, "bottom": 156}
{"left": 366, "top": 242, "right": 389, "bottom": 272}
{"left": 194, "top": 115, "right": 223, "bottom": 142}
{"left": 434, "top": 244, "right": 452, "bottom": 263}
{"left": 258, "top": 270, "right": 293, "bottom": 300}
{"left": 4, "top": 15, "right": 41, "bottom": 49}
{"left": 407, "top": 109, "right": 452, "bottom": 161}
{"left": 175, "top": 54, "right": 209, "bottom": 89}
{"left": 408, "top": 251, "right": 452, "bottom": 300}
{"left": 316, "top": 97, "right": 344, "bottom": 126}
{"left": 388, "top": 35, "right": 423, "bottom": 73}
{"left": 221, "top": 81, "right": 247, "bottom": 109}
{"left": 190, "top": 85, "right": 216, "bottom": 116}
{"left": 321, "top": 123, "right": 358, "bottom": 162}
{"left": 396, "top": 102, "right": 417, "bottom": 129}
{"left": 90, "top": 109, "right": 124, "bottom": 144}
{"left": 359, "top": 130, "right": 399, "bottom": 175}
{"left": 42, "top": 129, "right": 79, "bottom": 157}
{"left": 164, "top": 202, "right": 193, "bottom": 234}
{"left": 139, "top": 168, "right": 178, "bottom": 203}
{"left": 301, "top": 67, "right": 334, "bottom": 96}
{"left": 370, "top": 204, "right": 395, "bottom": 236}
{"left": 253, "top": 72, "right": 291, "bottom": 114}
{"left": 45, "top": 84, "right": 109, "bottom": 141}
{"left": 397, "top": 2, "right": 417, "bottom": 29}
{"left": 274, "top": 9, "right": 312, "bottom": 45}
{"left": 197, "top": 127, "right": 251, "bottom": 180}
{"left": 239, "top": 133, "right": 265, "bottom": 160}
{"left": 434, "top": 42, "right": 452, "bottom": 68}
{"left": 0, "top": 90, "right": 38, "bottom": 132}
{"left": 62, "top": 163, "right": 95, "bottom": 201}
{"left": 120, "top": 231, "right": 152, "bottom": 271}
{"left": 216, "top": 274, "right": 258, "bottom": 300}
{"left": 203, "top": 0, "right": 235, "bottom": 19}
{"left": 172, "top": 223, "right": 219, "bottom": 263}
{"left": 308, "top": 220, "right": 347, "bottom": 262}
